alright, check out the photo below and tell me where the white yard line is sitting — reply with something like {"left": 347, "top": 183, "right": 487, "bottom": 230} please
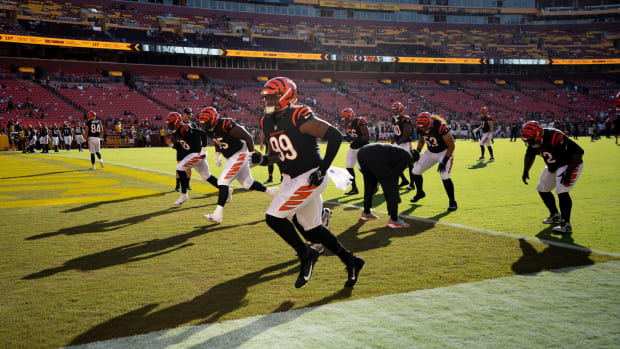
{"left": 327, "top": 201, "right": 620, "bottom": 258}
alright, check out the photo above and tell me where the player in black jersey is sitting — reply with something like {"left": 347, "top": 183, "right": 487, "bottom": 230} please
{"left": 74, "top": 121, "right": 85, "bottom": 152}
{"left": 51, "top": 123, "right": 60, "bottom": 152}
{"left": 165, "top": 112, "right": 222, "bottom": 205}
{"left": 476, "top": 106, "right": 495, "bottom": 162}
{"left": 341, "top": 108, "right": 370, "bottom": 195}
{"left": 180, "top": 107, "right": 197, "bottom": 190}
{"left": 254, "top": 77, "right": 365, "bottom": 289}
{"left": 410, "top": 112, "right": 457, "bottom": 211}
{"left": 39, "top": 123, "right": 49, "bottom": 153}
{"left": 84, "top": 111, "right": 104, "bottom": 170}
{"left": 199, "top": 107, "right": 278, "bottom": 224}
{"left": 61, "top": 122, "right": 73, "bottom": 151}
{"left": 390, "top": 102, "right": 415, "bottom": 189}
{"left": 521, "top": 121, "right": 584, "bottom": 234}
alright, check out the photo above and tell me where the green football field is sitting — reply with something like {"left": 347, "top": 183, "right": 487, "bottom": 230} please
{"left": 1, "top": 138, "right": 619, "bottom": 348}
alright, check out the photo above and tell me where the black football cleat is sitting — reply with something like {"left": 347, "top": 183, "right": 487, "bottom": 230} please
{"left": 448, "top": 201, "right": 458, "bottom": 211}
{"left": 345, "top": 188, "right": 359, "bottom": 195}
{"left": 410, "top": 191, "right": 426, "bottom": 203}
{"left": 295, "top": 246, "right": 319, "bottom": 289}
{"left": 398, "top": 179, "right": 409, "bottom": 187}
{"left": 345, "top": 255, "right": 366, "bottom": 288}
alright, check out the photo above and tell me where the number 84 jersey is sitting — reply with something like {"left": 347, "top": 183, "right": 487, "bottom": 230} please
{"left": 260, "top": 105, "right": 322, "bottom": 178}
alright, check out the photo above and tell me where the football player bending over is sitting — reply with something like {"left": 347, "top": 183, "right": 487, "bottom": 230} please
{"left": 521, "top": 121, "right": 584, "bottom": 234}
{"left": 410, "top": 112, "right": 457, "bottom": 211}
{"left": 253, "top": 77, "right": 365, "bottom": 289}
{"left": 199, "top": 107, "right": 278, "bottom": 224}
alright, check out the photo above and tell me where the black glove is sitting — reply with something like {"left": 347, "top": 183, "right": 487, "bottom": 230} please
{"left": 522, "top": 171, "right": 529, "bottom": 185}
{"left": 308, "top": 168, "right": 326, "bottom": 187}
{"left": 560, "top": 169, "right": 572, "bottom": 186}
{"left": 410, "top": 149, "right": 420, "bottom": 163}
{"left": 251, "top": 151, "right": 268, "bottom": 166}
{"left": 437, "top": 157, "right": 449, "bottom": 173}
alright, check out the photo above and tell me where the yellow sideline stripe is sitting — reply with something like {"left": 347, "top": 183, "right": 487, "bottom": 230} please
{"left": 0, "top": 155, "right": 174, "bottom": 208}
{"left": 28, "top": 155, "right": 218, "bottom": 195}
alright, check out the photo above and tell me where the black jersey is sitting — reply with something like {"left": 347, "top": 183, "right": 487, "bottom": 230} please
{"left": 61, "top": 126, "right": 72, "bottom": 137}
{"left": 51, "top": 127, "right": 60, "bottom": 137}
{"left": 480, "top": 115, "right": 492, "bottom": 133}
{"left": 419, "top": 119, "right": 451, "bottom": 153}
{"left": 525, "top": 128, "right": 584, "bottom": 173}
{"left": 210, "top": 118, "right": 244, "bottom": 159}
{"left": 174, "top": 122, "right": 207, "bottom": 160}
{"left": 85, "top": 119, "right": 103, "bottom": 138}
{"left": 74, "top": 125, "right": 83, "bottom": 135}
{"left": 391, "top": 115, "right": 412, "bottom": 144}
{"left": 346, "top": 117, "right": 369, "bottom": 149}
{"left": 40, "top": 127, "right": 48, "bottom": 137}
{"left": 261, "top": 105, "right": 322, "bottom": 178}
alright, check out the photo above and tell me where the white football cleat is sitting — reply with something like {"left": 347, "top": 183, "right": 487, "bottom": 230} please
{"left": 89, "top": 165, "right": 96, "bottom": 170}
{"left": 99, "top": 159, "right": 104, "bottom": 168}
{"left": 204, "top": 213, "right": 222, "bottom": 224}
{"left": 174, "top": 193, "right": 188, "bottom": 205}
{"left": 226, "top": 187, "right": 233, "bottom": 203}
{"left": 266, "top": 187, "right": 279, "bottom": 199}
{"left": 542, "top": 213, "right": 561, "bottom": 224}
{"left": 552, "top": 223, "right": 572, "bottom": 234}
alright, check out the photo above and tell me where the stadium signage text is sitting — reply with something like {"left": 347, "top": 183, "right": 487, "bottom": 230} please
{"left": 423, "top": 6, "right": 500, "bottom": 15}
{"left": 0, "top": 34, "right": 139, "bottom": 51}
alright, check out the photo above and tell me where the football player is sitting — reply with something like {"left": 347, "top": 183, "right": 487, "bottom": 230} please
{"left": 180, "top": 107, "right": 196, "bottom": 190}
{"left": 199, "top": 107, "right": 278, "bottom": 224}
{"left": 357, "top": 143, "right": 417, "bottom": 228}
{"left": 341, "top": 108, "right": 370, "bottom": 195}
{"left": 84, "top": 111, "right": 104, "bottom": 170}
{"left": 521, "top": 121, "right": 584, "bottom": 234}
{"left": 165, "top": 112, "right": 221, "bottom": 205}
{"left": 39, "top": 123, "right": 49, "bottom": 153}
{"left": 410, "top": 112, "right": 457, "bottom": 211}
{"left": 253, "top": 77, "right": 365, "bottom": 289}
{"left": 74, "top": 121, "right": 85, "bottom": 152}
{"left": 476, "top": 106, "right": 495, "bottom": 162}
{"left": 61, "top": 121, "right": 73, "bottom": 151}
{"left": 390, "top": 102, "right": 415, "bottom": 189}
{"left": 51, "top": 123, "right": 60, "bottom": 152}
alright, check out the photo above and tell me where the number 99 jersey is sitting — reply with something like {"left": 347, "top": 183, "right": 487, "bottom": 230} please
{"left": 260, "top": 105, "right": 322, "bottom": 178}
{"left": 419, "top": 119, "right": 451, "bottom": 153}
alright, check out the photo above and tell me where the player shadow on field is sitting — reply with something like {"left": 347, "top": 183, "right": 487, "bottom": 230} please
{"left": 62, "top": 192, "right": 166, "bottom": 213}
{"left": 182, "top": 288, "right": 354, "bottom": 349}
{"left": 0, "top": 169, "right": 88, "bottom": 180}
{"left": 468, "top": 162, "right": 488, "bottom": 170}
{"left": 23, "top": 220, "right": 263, "bottom": 280}
{"left": 511, "top": 230, "right": 594, "bottom": 275}
{"left": 27, "top": 204, "right": 214, "bottom": 240}
{"left": 335, "top": 218, "right": 434, "bottom": 254}
{"left": 69, "top": 257, "right": 338, "bottom": 346}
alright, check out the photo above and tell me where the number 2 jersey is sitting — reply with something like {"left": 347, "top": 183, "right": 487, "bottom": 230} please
{"left": 209, "top": 118, "right": 244, "bottom": 158}
{"left": 346, "top": 117, "right": 369, "bottom": 149}
{"left": 418, "top": 118, "right": 451, "bottom": 153}
{"left": 525, "top": 128, "right": 584, "bottom": 173}
{"left": 173, "top": 122, "right": 207, "bottom": 160}
{"left": 85, "top": 119, "right": 102, "bottom": 138}
{"left": 261, "top": 105, "right": 322, "bottom": 178}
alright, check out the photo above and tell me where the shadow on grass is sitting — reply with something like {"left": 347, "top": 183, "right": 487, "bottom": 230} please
{"left": 468, "top": 162, "right": 488, "bottom": 170}
{"left": 68, "top": 257, "right": 318, "bottom": 346}
{"left": 62, "top": 192, "right": 167, "bottom": 213}
{"left": 27, "top": 204, "right": 214, "bottom": 240}
{"left": 511, "top": 227, "right": 594, "bottom": 275}
{"left": 23, "top": 220, "right": 263, "bottom": 280}
{"left": 0, "top": 169, "right": 88, "bottom": 180}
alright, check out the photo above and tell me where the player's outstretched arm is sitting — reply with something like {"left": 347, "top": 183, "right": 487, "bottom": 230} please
{"left": 230, "top": 125, "right": 255, "bottom": 153}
